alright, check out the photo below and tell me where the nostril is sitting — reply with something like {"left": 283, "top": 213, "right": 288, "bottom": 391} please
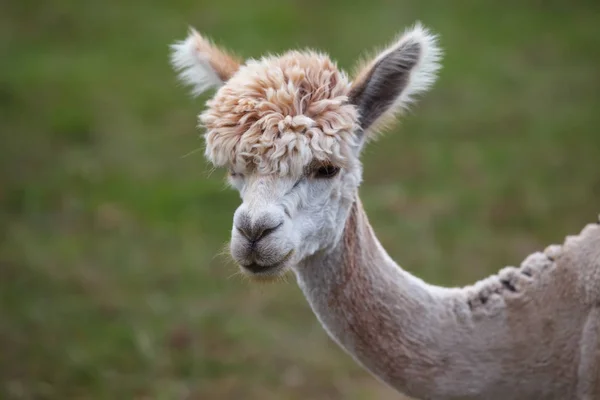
{"left": 236, "top": 221, "right": 283, "bottom": 243}
{"left": 256, "top": 222, "right": 283, "bottom": 241}
{"left": 234, "top": 208, "right": 285, "bottom": 243}
{"left": 236, "top": 226, "right": 252, "bottom": 241}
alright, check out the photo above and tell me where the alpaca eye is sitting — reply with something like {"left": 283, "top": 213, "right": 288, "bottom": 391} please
{"left": 315, "top": 165, "right": 340, "bottom": 179}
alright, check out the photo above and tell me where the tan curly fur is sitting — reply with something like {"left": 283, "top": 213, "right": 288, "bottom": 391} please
{"left": 200, "top": 52, "right": 360, "bottom": 177}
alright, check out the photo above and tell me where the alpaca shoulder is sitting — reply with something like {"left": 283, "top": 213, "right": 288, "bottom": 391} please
{"left": 556, "top": 221, "right": 600, "bottom": 306}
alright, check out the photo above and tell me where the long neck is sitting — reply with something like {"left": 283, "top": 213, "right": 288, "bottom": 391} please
{"left": 294, "top": 198, "right": 455, "bottom": 398}
{"left": 292, "top": 197, "right": 584, "bottom": 400}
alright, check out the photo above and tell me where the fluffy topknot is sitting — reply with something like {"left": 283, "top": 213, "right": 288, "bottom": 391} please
{"left": 200, "top": 51, "right": 360, "bottom": 177}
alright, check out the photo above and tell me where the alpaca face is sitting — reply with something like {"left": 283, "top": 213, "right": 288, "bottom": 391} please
{"left": 225, "top": 154, "right": 363, "bottom": 279}
{"left": 170, "top": 23, "right": 442, "bottom": 279}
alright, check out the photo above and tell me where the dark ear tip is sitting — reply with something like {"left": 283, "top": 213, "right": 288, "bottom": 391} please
{"left": 348, "top": 23, "right": 442, "bottom": 132}
{"left": 395, "top": 41, "right": 422, "bottom": 69}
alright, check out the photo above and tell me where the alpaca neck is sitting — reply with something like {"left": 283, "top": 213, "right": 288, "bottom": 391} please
{"left": 293, "top": 197, "right": 456, "bottom": 398}
{"left": 293, "top": 197, "right": 587, "bottom": 400}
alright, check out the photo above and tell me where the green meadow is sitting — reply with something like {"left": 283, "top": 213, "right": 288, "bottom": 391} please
{"left": 2, "top": 1, "right": 599, "bottom": 399}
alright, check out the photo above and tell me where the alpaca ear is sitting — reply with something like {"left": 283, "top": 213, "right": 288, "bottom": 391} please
{"left": 349, "top": 23, "right": 442, "bottom": 135}
{"left": 170, "top": 28, "right": 241, "bottom": 96}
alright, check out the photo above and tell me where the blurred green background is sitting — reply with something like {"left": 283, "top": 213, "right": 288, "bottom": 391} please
{"left": 2, "top": 1, "right": 599, "bottom": 399}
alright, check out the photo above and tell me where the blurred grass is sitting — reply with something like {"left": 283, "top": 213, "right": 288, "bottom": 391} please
{"left": 1, "top": 0, "right": 600, "bottom": 399}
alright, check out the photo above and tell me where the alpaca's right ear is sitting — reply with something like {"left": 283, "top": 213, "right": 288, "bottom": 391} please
{"left": 170, "top": 28, "right": 241, "bottom": 96}
{"left": 349, "top": 23, "right": 442, "bottom": 136}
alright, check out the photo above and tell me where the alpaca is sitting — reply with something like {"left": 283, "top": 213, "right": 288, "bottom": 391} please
{"left": 169, "top": 24, "right": 600, "bottom": 400}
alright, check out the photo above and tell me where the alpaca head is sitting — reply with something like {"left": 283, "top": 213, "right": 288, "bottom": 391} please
{"left": 170, "top": 23, "right": 442, "bottom": 279}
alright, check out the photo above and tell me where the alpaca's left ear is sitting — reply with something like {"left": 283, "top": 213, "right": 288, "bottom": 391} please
{"left": 170, "top": 28, "right": 241, "bottom": 97}
{"left": 349, "top": 23, "right": 442, "bottom": 136}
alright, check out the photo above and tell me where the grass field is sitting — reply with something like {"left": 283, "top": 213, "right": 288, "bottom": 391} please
{"left": 2, "top": 1, "right": 600, "bottom": 399}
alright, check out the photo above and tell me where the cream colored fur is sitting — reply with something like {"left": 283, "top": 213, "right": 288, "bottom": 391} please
{"left": 200, "top": 52, "right": 359, "bottom": 177}
{"left": 170, "top": 23, "right": 600, "bottom": 400}
{"left": 170, "top": 28, "right": 241, "bottom": 96}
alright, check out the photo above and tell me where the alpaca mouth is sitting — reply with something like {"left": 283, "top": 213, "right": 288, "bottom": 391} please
{"left": 241, "top": 250, "right": 294, "bottom": 275}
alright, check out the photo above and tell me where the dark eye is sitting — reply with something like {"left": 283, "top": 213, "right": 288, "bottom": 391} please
{"left": 314, "top": 165, "right": 340, "bottom": 179}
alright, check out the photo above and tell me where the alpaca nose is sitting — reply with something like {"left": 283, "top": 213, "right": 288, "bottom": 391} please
{"left": 234, "top": 209, "right": 284, "bottom": 244}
